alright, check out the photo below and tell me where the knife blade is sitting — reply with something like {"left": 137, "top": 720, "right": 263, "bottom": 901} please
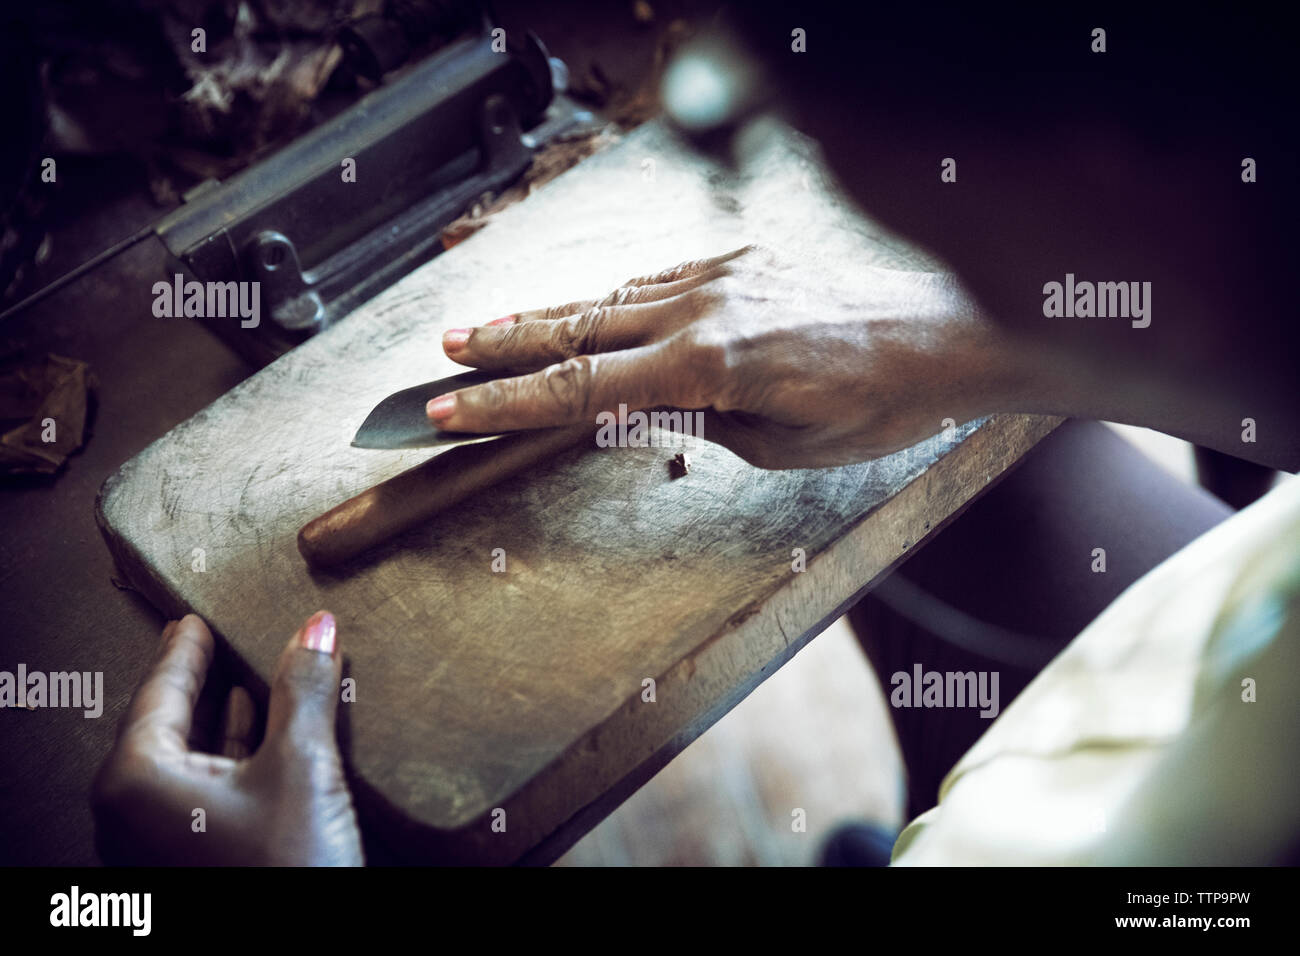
{"left": 351, "top": 369, "right": 514, "bottom": 449}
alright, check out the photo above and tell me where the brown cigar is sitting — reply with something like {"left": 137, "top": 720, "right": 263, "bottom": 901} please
{"left": 299, "top": 425, "right": 593, "bottom": 567}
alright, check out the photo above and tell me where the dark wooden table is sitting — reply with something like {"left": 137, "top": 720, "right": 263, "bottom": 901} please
{"left": 2, "top": 121, "right": 1056, "bottom": 864}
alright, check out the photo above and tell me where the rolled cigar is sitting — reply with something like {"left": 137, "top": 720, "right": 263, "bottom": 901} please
{"left": 299, "top": 424, "right": 593, "bottom": 567}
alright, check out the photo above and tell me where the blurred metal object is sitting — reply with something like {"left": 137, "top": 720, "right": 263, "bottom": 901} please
{"left": 339, "top": 0, "right": 485, "bottom": 81}
{"left": 339, "top": 16, "right": 413, "bottom": 80}
{"left": 1, "top": 18, "right": 595, "bottom": 365}
{"left": 151, "top": 28, "right": 563, "bottom": 365}
{"left": 659, "top": 33, "right": 768, "bottom": 163}
{"left": 352, "top": 369, "right": 512, "bottom": 449}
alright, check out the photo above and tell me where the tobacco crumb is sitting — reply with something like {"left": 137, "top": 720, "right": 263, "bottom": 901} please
{"left": 669, "top": 452, "right": 691, "bottom": 479}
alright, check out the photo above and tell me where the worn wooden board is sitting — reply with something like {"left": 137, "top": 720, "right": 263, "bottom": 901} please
{"left": 97, "top": 120, "right": 1058, "bottom": 863}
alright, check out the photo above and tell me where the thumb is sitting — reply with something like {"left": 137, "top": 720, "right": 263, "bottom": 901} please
{"left": 261, "top": 610, "right": 342, "bottom": 759}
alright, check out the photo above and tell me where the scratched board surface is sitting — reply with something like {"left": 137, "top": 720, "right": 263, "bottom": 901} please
{"left": 97, "top": 120, "right": 1055, "bottom": 862}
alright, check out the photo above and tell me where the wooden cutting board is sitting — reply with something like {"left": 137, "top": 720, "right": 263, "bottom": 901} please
{"left": 97, "top": 120, "right": 1057, "bottom": 863}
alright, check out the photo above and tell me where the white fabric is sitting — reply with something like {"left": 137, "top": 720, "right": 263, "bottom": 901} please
{"left": 892, "top": 476, "right": 1300, "bottom": 865}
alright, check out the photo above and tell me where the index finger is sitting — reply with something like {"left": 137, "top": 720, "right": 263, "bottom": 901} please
{"left": 425, "top": 344, "right": 698, "bottom": 433}
{"left": 119, "top": 614, "right": 214, "bottom": 753}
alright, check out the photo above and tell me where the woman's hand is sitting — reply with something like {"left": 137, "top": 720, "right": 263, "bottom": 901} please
{"left": 425, "top": 246, "right": 1028, "bottom": 468}
{"left": 92, "top": 613, "right": 364, "bottom": 866}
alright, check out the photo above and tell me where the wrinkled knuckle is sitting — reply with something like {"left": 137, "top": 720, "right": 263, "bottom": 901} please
{"left": 542, "top": 355, "right": 596, "bottom": 418}
{"left": 602, "top": 286, "right": 637, "bottom": 307}
{"left": 495, "top": 319, "right": 528, "bottom": 352}
{"left": 553, "top": 307, "right": 602, "bottom": 357}
{"left": 475, "top": 379, "right": 513, "bottom": 414}
{"left": 546, "top": 319, "right": 580, "bottom": 359}
{"left": 648, "top": 263, "right": 686, "bottom": 284}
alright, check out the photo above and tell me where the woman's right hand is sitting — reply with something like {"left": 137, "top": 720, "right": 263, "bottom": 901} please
{"left": 424, "top": 245, "right": 1029, "bottom": 468}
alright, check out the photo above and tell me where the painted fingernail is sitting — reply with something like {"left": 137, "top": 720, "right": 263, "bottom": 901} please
{"left": 426, "top": 394, "right": 456, "bottom": 421}
{"left": 443, "top": 328, "right": 471, "bottom": 351}
{"left": 486, "top": 314, "right": 517, "bottom": 326}
{"left": 300, "top": 611, "right": 336, "bottom": 655}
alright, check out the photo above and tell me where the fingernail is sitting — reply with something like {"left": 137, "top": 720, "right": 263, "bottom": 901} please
{"left": 426, "top": 394, "right": 456, "bottom": 421}
{"left": 486, "top": 314, "right": 517, "bottom": 326}
{"left": 300, "top": 610, "right": 336, "bottom": 655}
{"left": 161, "top": 620, "right": 179, "bottom": 643}
{"left": 443, "top": 328, "right": 471, "bottom": 351}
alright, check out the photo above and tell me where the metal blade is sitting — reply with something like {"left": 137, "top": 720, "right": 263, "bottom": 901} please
{"left": 351, "top": 369, "right": 513, "bottom": 449}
